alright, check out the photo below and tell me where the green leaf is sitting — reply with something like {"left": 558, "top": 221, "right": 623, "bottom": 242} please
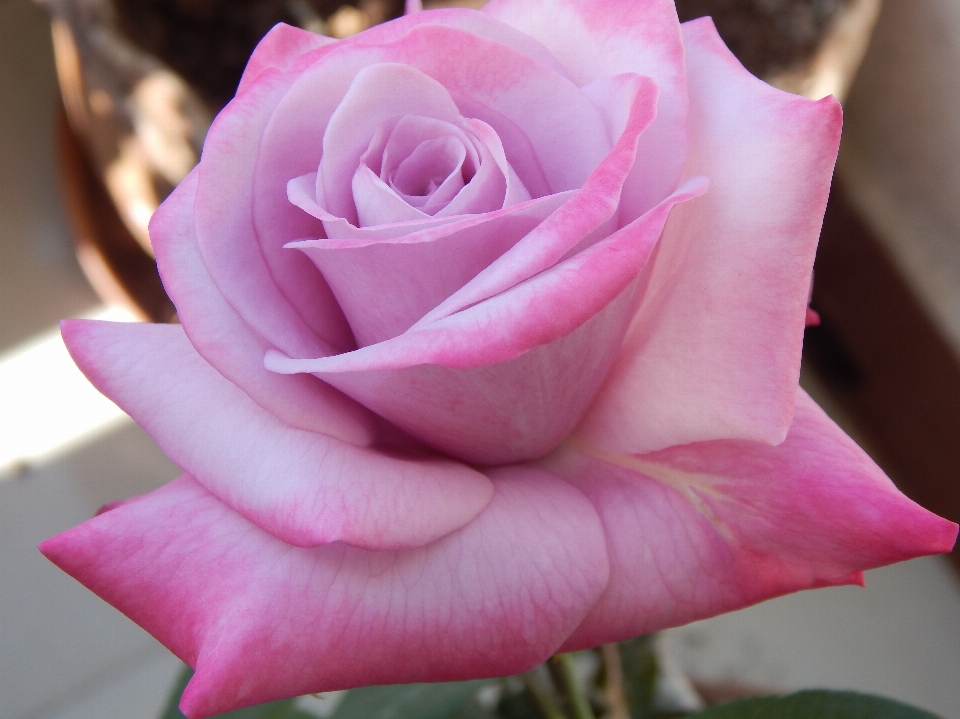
{"left": 687, "top": 690, "right": 944, "bottom": 719}
{"left": 329, "top": 680, "right": 495, "bottom": 719}
{"left": 158, "top": 665, "right": 300, "bottom": 719}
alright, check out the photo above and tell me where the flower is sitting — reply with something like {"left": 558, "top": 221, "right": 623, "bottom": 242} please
{"left": 41, "top": 1, "right": 957, "bottom": 717}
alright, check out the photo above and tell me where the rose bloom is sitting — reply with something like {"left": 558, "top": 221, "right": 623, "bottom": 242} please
{"left": 42, "top": 0, "right": 957, "bottom": 716}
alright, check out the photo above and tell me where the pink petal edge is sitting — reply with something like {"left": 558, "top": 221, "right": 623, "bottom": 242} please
{"left": 577, "top": 17, "right": 843, "bottom": 455}
{"left": 552, "top": 388, "right": 958, "bottom": 649}
{"left": 40, "top": 467, "right": 609, "bottom": 717}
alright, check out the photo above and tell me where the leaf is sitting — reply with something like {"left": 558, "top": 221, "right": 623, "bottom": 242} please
{"left": 329, "top": 680, "right": 496, "bottom": 719}
{"left": 158, "top": 665, "right": 299, "bottom": 719}
{"left": 687, "top": 690, "right": 944, "bottom": 719}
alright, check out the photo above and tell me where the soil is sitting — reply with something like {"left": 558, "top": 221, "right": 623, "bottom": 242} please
{"left": 112, "top": 0, "right": 850, "bottom": 110}
{"left": 675, "top": 0, "right": 852, "bottom": 77}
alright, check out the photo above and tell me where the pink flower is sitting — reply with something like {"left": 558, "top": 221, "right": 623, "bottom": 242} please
{"left": 42, "top": 1, "right": 957, "bottom": 716}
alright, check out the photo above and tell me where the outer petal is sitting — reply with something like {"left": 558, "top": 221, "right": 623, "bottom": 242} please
{"left": 484, "top": 0, "right": 688, "bottom": 217}
{"left": 236, "top": 23, "right": 336, "bottom": 94}
{"left": 151, "top": 168, "right": 375, "bottom": 441}
{"left": 578, "top": 18, "right": 843, "bottom": 454}
{"left": 61, "top": 320, "right": 494, "bottom": 551}
{"left": 549, "top": 389, "right": 958, "bottom": 650}
{"left": 268, "top": 179, "right": 707, "bottom": 464}
{"left": 40, "top": 468, "right": 610, "bottom": 718}
{"left": 194, "top": 68, "right": 352, "bottom": 358}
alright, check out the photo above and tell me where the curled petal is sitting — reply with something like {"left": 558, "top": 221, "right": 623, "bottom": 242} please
{"left": 268, "top": 178, "right": 707, "bottom": 464}
{"left": 61, "top": 320, "right": 494, "bottom": 550}
{"left": 151, "top": 169, "right": 372, "bottom": 439}
{"left": 40, "top": 468, "right": 609, "bottom": 717}
{"left": 415, "top": 72, "right": 658, "bottom": 328}
{"left": 485, "top": 0, "right": 688, "bottom": 216}
{"left": 236, "top": 23, "right": 335, "bottom": 95}
{"left": 318, "top": 63, "right": 465, "bottom": 223}
{"left": 251, "top": 21, "right": 606, "bottom": 339}
{"left": 289, "top": 147, "right": 562, "bottom": 346}
{"left": 578, "top": 18, "right": 843, "bottom": 454}
{"left": 195, "top": 68, "right": 351, "bottom": 358}
{"left": 550, "top": 389, "right": 958, "bottom": 650}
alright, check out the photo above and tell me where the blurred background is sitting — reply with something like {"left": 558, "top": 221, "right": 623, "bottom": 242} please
{"left": 1, "top": 0, "right": 960, "bottom": 717}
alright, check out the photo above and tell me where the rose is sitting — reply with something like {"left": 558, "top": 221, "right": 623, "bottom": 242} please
{"left": 41, "top": 0, "right": 957, "bottom": 716}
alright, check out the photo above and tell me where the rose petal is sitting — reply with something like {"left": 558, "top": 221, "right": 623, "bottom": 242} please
{"left": 318, "top": 63, "right": 466, "bottom": 223}
{"left": 550, "top": 389, "right": 958, "bottom": 650}
{"left": 40, "top": 467, "right": 609, "bottom": 717}
{"left": 484, "top": 0, "right": 688, "bottom": 217}
{"left": 250, "top": 21, "right": 602, "bottom": 335}
{"left": 61, "top": 320, "right": 494, "bottom": 550}
{"left": 414, "top": 73, "right": 657, "bottom": 328}
{"left": 151, "top": 169, "right": 374, "bottom": 441}
{"left": 289, "top": 174, "right": 569, "bottom": 347}
{"left": 466, "top": 117, "right": 533, "bottom": 208}
{"left": 577, "top": 18, "right": 843, "bottom": 454}
{"left": 389, "top": 138, "right": 468, "bottom": 211}
{"left": 236, "top": 23, "right": 335, "bottom": 95}
{"left": 288, "top": 172, "right": 561, "bottom": 247}
{"left": 194, "top": 68, "right": 351, "bottom": 359}
{"left": 351, "top": 165, "right": 432, "bottom": 225}
{"left": 268, "top": 178, "right": 707, "bottom": 464}
{"left": 306, "top": 8, "right": 574, "bottom": 88}
{"left": 387, "top": 24, "right": 611, "bottom": 192}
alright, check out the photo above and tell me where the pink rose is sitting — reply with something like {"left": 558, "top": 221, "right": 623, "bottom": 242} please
{"left": 42, "top": 1, "right": 957, "bottom": 717}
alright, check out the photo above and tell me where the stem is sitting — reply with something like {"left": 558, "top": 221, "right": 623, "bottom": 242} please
{"left": 600, "top": 644, "right": 631, "bottom": 719}
{"left": 548, "top": 653, "right": 596, "bottom": 719}
{"left": 522, "top": 673, "right": 567, "bottom": 719}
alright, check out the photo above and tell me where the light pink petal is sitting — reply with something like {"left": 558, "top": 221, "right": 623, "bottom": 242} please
{"left": 236, "top": 23, "right": 335, "bottom": 95}
{"left": 551, "top": 389, "right": 958, "bottom": 650}
{"left": 425, "top": 137, "right": 503, "bottom": 218}
{"left": 352, "top": 164, "right": 430, "bottom": 226}
{"left": 40, "top": 467, "right": 609, "bottom": 717}
{"left": 290, "top": 172, "right": 461, "bottom": 240}
{"left": 389, "top": 138, "right": 468, "bottom": 211}
{"left": 288, "top": 172, "right": 566, "bottom": 246}
{"left": 151, "top": 169, "right": 374, "bottom": 440}
{"left": 248, "top": 24, "right": 559, "bottom": 327}
{"left": 374, "top": 115, "right": 480, "bottom": 181}
{"left": 415, "top": 73, "right": 657, "bottom": 328}
{"left": 288, "top": 178, "right": 571, "bottom": 348}
{"left": 193, "top": 68, "right": 350, "bottom": 359}
{"left": 420, "top": 119, "right": 526, "bottom": 218}
{"left": 577, "top": 18, "right": 843, "bottom": 454}
{"left": 312, "top": 8, "right": 573, "bottom": 86}
{"left": 269, "top": 179, "right": 706, "bottom": 464}
{"left": 484, "top": 0, "right": 688, "bottom": 217}
{"left": 61, "top": 320, "right": 494, "bottom": 550}
{"left": 384, "top": 24, "right": 611, "bottom": 193}
{"left": 319, "top": 63, "right": 466, "bottom": 223}
{"left": 407, "top": 139, "right": 469, "bottom": 212}
{"left": 466, "top": 117, "right": 532, "bottom": 208}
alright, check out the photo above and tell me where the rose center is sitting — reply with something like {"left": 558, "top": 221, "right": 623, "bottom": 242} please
{"left": 359, "top": 114, "right": 486, "bottom": 217}
{"left": 389, "top": 136, "right": 472, "bottom": 199}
